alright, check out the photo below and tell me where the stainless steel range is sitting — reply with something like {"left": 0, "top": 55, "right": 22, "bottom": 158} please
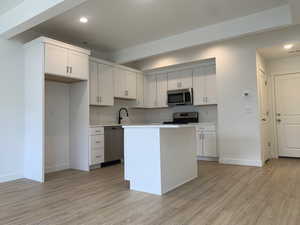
{"left": 163, "top": 112, "right": 199, "bottom": 124}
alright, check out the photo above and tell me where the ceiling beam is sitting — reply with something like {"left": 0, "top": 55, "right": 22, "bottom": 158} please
{"left": 111, "top": 5, "right": 292, "bottom": 64}
{"left": 0, "top": 0, "right": 89, "bottom": 39}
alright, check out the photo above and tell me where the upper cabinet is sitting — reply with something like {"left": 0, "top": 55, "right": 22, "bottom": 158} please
{"left": 168, "top": 69, "right": 193, "bottom": 90}
{"left": 193, "top": 64, "right": 217, "bottom": 105}
{"left": 114, "top": 67, "right": 137, "bottom": 100}
{"left": 135, "top": 72, "right": 144, "bottom": 107}
{"left": 45, "top": 42, "right": 89, "bottom": 80}
{"left": 89, "top": 60, "right": 114, "bottom": 106}
{"left": 144, "top": 73, "right": 168, "bottom": 108}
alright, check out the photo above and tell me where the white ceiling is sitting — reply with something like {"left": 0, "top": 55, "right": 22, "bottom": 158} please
{"left": 31, "top": 0, "right": 288, "bottom": 53}
{"left": 0, "top": 0, "right": 24, "bottom": 15}
{"left": 259, "top": 42, "right": 300, "bottom": 60}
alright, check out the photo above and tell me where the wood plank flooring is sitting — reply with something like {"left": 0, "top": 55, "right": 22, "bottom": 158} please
{"left": 1, "top": 158, "right": 300, "bottom": 225}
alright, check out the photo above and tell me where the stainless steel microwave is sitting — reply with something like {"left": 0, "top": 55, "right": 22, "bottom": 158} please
{"left": 167, "top": 88, "right": 193, "bottom": 106}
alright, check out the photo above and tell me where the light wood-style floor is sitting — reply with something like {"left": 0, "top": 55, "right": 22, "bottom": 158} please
{"left": 1, "top": 158, "right": 300, "bottom": 225}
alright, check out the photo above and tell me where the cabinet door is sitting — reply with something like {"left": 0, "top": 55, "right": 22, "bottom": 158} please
{"left": 114, "top": 67, "right": 126, "bottom": 98}
{"left": 135, "top": 72, "right": 144, "bottom": 107}
{"left": 196, "top": 132, "right": 204, "bottom": 156}
{"left": 205, "top": 65, "right": 217, "bottom": 105}
{"left": 144, "top": 74, "right": 157, "bottom": 108}
{"left": 193, "top": 67, "right": 206, "bottom": 105}
{"left": 126, "top": 70, "right": 137, "bottom": 99}
{"left": 68, "top": 50, "right": 89, "bottom": 80}
{"left": 168, "top": 69, "right": 193, "bottom": 90}
{"left": 89, "top": 61, "right": 99, "bottom": 105}
{"left": 167, "top": 71, "right": 181, "bottom": 90}
{"left": 99, "top": 64, "right": 114, "bottom": 106}
{"left": 203, "top": 132, "right": 217, "bottom": 157}
{"left": 156, "top": 73, "right": 168, "bottom": 107}
{"left": 179, "top": 69, "right": 193, "bottom": 89}
{"left": 45, "top": 43, "right": 68, "bottom": 77}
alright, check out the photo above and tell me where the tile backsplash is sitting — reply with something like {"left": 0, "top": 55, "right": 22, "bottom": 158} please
{"left": 90, "top": 99, "right": 217, "bottom": 125}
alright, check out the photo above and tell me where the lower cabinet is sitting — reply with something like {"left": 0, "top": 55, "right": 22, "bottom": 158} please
{"left": 89, "top": 127, "right": 105, "bottom": 166}
{"left": 196, "top": 124, "right": 217, "bottom": 158}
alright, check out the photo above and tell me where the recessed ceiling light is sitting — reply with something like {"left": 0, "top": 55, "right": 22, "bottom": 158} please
{"left": 284, "top": 44, "right": 293, "bottom": 50}
{"left": 80, "top": 17, "right": 88, "bottom": 23}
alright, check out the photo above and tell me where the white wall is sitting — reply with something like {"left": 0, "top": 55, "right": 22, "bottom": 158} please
{"left": 268, "top": 55, "right": 300, "bottom": 75}
{"left": 0, "top": 38, "right": 24, "bottom": 182}
{"left": 45, "top": 81, "right": 70, "bottom": 173}
{"left": 129, "top": 25, "right": 300, "bottom": 167}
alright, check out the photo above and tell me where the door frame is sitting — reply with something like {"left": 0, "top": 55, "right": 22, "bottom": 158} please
{"left": 269, "top": 71, "right": 300, "bottom": 158}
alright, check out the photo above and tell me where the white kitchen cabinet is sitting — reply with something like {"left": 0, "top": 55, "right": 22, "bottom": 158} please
{"left": 68, "top": 50, "right": 89, "bottom": 80}
{"left": 144, "top": 74, "right": 157, "bottom": 108}
{"left": 203, "top": 132, "right": 217, "bottom": 157}
{"left": 89, "top": 61, "right": 99, "bottom": 105}
{"left": 89, "top": 127, "right": 105, "bottom": 166}
{"left": 156, "top": 73, "right": 168, "bottom": 107}
{"left": 126, "top": 70, "right": 137, "bottom": 99}
{"left": 114, "top": 67, "right": 137, "bottom": 99}
{"left": 89, "top": 61, "right": 114, "bottom": 106}
{"left": 196, "top": 124, "right": 217, "bottom": 158}
{"left": 167, "top": 69, "right": 193, "bottom": 90}
{"left": 99, "top": 64, "right": 114, "bottom": 106}
{"left": 135, "top": 72, "right": 144, "bottom": 107}
{"left": 45, "top": 43, "right": 89, "bottom": 80}
{"left": 45, "top": 44, "right": 68, "bottom": 77}
{"left": 144, "top": 73, "right": 168, "bottom": 108}
{"left": 193, "top": 65, "right": 217, "bottom": 105}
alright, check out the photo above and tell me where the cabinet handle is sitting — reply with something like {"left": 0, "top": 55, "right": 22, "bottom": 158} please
{"left": 67, "top": 66, "right": 69, "bottom": 74}
{"left": 206, "top": 97, "right": 208, "bottom": 103}
{"left": 70, "top": 66, "right": 72, "bottom": 74}
{"left": 125, "top": 90, "right": 129, "bottom": 96}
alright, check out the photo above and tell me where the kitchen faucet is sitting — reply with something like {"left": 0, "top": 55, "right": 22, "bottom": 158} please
{"left": 118, "top": 108, "right": 129, "bottom": 124}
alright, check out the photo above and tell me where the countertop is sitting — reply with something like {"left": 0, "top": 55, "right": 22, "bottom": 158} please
{"left": 90, "top": 122, "right": 216, "bottom": 128}
{"left": 122, "top": 124, "right": 199, "bottom": 128}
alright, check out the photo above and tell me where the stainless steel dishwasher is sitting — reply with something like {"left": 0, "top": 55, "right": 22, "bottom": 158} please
{"left": 104, "top": 126, "right": 124, "bottom": 163}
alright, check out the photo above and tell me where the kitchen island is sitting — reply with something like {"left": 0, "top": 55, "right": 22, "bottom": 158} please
{"left": 123, "top": 124, "right": 198, "bottom": 195}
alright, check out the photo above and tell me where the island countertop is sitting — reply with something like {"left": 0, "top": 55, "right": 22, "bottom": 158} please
{"left": 122, "top": 123, "right": 201, "bottom": 128}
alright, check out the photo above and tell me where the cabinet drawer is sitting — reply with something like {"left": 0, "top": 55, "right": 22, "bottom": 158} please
{"left": 90, "top": 127, "right": 104, "bottom": 135}
{"left": 196, "top": 126, "right": 216, "bottom": 132}
{"left": 91, "top": 149, "right": 104, "bottom": 165}
{"left": 91, "top": 135, "right": 104, "bottom": 148}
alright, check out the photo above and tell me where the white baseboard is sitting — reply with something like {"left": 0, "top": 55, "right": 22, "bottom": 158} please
{"left": 0, "top": 172, "right": 23, "bottom": 183}
{"left": 46, "top": 164, "right": 70, "bottom": 173}
{"left": 219, "top": 158, "right": 263, "bottom": 167}
{"left": 197, "top": 156, "right": 218, "bottom": 162}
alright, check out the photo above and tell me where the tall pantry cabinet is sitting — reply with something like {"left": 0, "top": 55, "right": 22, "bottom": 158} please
{"left": 24, "top": 37, "right": 91, "bottom": 183}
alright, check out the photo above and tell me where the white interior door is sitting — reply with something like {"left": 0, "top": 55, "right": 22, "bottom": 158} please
{"left": 275, "top": 73, "right": 300, "bottom": 157}
{"left": 258, "top": 69, "right": 270, "bottom": 162}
